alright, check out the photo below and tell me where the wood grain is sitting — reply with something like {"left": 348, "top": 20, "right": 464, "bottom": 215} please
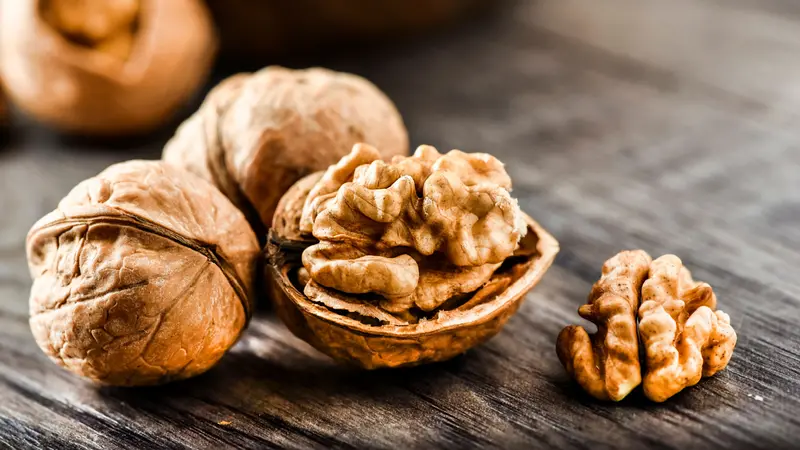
{"left": 2, "top": 0, "right": 800, "bottom": 448}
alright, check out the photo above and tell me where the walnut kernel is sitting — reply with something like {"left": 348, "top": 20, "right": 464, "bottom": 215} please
{"left": 268, "top": 144, "right": 559, "bottom": 369}
{"left": 639, "top": 255, "right": 737, "bottom": 402}
{"left": 557, "top": 251, "right": 737, "bottom": 402}
{"left": 557, "top": 250, "right": 651, "bottom": 401}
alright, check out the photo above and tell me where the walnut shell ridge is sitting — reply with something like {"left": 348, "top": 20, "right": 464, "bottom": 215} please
{"left": 162, "top": 66, "right": 409, "bottom": 236}
{"left": 268, "top": 160, "right": 559, "bottom": 369}
{"left": 0, "top": 0, "right": 216, "bottom": 135}
{"left": 26, "top": 161, "right": 259, "bottom": 386}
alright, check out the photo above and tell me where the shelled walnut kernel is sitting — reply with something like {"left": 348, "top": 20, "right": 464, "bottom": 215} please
{"left": 557, "top": 251, "right": 737, "bottom": 402}
{"left": 268, "top": 144, "right": 560, "bottom": 369}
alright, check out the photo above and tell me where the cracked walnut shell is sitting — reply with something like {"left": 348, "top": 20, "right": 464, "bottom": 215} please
{"left": 268, "top": 144, "right": 559, "bottom": 369}
{"left": 163, "top": 66, "right": 409, "bottom": 238}
{"left": 26, "top": 161, "right": 259, "bottom": 386}
{"left": 557, "top": 251, "right": 737, "bottom": 402}
{"left": 0, "top": 0, "right": 216, "bottom": 135}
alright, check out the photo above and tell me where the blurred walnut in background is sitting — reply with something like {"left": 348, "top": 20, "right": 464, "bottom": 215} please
{"left": 0, "top": 0, "right": 216, "bottom": 135}
{"left": 41, "top": 0, "right": 140, "bottom": 60}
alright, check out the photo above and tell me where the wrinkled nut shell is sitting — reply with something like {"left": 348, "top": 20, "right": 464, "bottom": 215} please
{"left": 0, "top": 0, "right": 216, "bottom": 135}
{"left": 163, "top": 66, "right": 409, "bottom": 235}
{"left": 268, "top": 172, "right": 560, "bottom": 369}
{"left": 26, "top": 161, "right": 259, "bottom": 386}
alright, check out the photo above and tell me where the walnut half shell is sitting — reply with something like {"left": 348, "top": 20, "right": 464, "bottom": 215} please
{"left": 268, "top": 145, "right": 559, "bottom": 369}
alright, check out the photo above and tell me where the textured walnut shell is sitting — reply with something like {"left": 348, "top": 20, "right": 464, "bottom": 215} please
{"left": 26, "top": 161, "right": 259, "bottom": 386}
{"left": 0, "top": 0, "right": 216, "bottom": 135}
{"left": 207, "top": 0, "right": 492, "bottom": 59}
{"left": 267, "top": 173, "right": 559, "bottom": 369}
{"left": 163, "top": 66, "right": 409, "bottom": 236}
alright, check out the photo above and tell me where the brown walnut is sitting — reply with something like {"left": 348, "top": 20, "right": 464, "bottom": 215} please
{"left": 0, "top": 0, "right": 216, "bottom": 135}
{"left": 42, "top": 0, "right": 140, "bottom": 60}
{"left": 268, "top": 144, "right": 559, "bottom": 369}
{"left": 557, "top": 251, "right": 737, "bottom": 402}
{"left": 163, "top": 66, "right": 409, "bottom": 238}
{"left": 26, "top": 161, "right": 259, "bottom": 386}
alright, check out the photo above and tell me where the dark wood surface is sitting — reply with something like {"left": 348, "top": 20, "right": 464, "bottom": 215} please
{"left": 2, "top": 0, "right": 800, "bottom": 448}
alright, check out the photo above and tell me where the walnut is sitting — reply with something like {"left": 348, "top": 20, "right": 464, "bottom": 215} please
{"left": 268, "top": 144, "right": 560, "bottom": 369}
{"left": 26, "top": 161, "right": 259, "bottom": 386}
{"left": 0, "top": 0, "right": 216, "bottom": 135}
{"left": 639, "top": 255, "right": 738, "bottom": 402}
{"left": 163, "top": 66, "right": 409, "bottom": 238}
{"left": 42, "top": 0, "right": 139, "bottom": 59}
{"left": 557, "top": 251, "right": 737, "bottom": 402}
{"left": 556, "top": 250, "right": 652, "bottom": 401}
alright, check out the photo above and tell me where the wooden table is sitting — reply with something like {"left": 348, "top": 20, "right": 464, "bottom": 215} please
{"left": 2, "top": 0, "right": 799, "bottom": 448}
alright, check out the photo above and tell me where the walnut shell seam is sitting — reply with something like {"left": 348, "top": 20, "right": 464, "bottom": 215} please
{"left": 28, "top": 212, "right": 251, "bottom": 321}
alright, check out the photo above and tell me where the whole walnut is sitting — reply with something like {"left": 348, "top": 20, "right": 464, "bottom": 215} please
{"left": 0, "top": 0, "right": 216, "bottom": 135}
{"left": 163, "top": 66, "right": 409, "bottom": 237}
{"left": 26, "top": 161, "right": 259, "bottom": 386}
{"left": 268, "top": 144, "right": 559, "bottom": 369}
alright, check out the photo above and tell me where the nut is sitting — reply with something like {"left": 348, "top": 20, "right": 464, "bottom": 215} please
{"left": 556, "top": 250, "right": 652, "bottom": 401}
{"left": 26, "top": 161, "right": 259, "bottom": 386}
{"left": 557, "top": 251, "right": 737, "bottom": 402}
{"left": 639, "top": 255, "right": 737, "bottom": 402}
{"left": 0, "top": 0, "right": 216, "bottom": 135}
{"left": 163, "top": 66, "right": 409, "bottom": 238}
{"left": 42, "top": 0, "right": 139, "bottom": 59}
{"left": 268, "top": 144, "right": 559, "bottom": 369}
